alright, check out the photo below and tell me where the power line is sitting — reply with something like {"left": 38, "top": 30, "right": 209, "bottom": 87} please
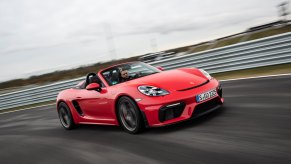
{"left": 103, "top": 23, "right": 117, "bottom": 60}
{"left": 150, "top": 37, "right": 158, "bottom": 52}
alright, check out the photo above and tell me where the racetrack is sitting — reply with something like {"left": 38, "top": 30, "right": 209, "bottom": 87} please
{"left": 0, "top": 75, "right": 291, "bottom": 164}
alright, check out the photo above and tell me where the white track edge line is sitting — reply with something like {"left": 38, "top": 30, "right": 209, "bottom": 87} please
{"left": 0, "top": 103, "right": 56, "bottom": 115}
{"left": 220, "top": 73, "right": 291, "bottom": 82}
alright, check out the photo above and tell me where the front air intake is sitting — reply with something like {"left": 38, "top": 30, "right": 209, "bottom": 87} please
{"left": 159, "top": 102, "right": 186, "bottom": 122}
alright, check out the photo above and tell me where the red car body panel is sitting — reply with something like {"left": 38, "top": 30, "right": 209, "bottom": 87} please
{"left": 57, "top": 63, "right": 224, "bottom": 127}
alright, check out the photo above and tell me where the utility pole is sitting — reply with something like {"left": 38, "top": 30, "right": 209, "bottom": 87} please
{"left": 104, "top": 23, "right": 117, "bottom": 60}
{"left": 278, "top": 1, "right": 290, "bottom": 21}
{"left": 150, "top": 37, "right": 158, "bottom": 52}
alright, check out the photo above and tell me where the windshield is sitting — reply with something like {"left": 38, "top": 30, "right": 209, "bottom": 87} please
{"left": 101, "top": 62, "right": 160, "bottom": 86}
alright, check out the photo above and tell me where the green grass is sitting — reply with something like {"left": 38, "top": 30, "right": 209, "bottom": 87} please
{"left": 246, "top": 25, "right": 291, "bottom": 41}
{"left": 188, "top": 44, "right": 210, "bottom": 53}
{"left": 212, "top": 36, "right": 244, "bottom": 49}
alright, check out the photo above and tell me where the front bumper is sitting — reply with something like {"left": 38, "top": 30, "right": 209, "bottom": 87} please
{"left": 137, "top": 79, "right": 224, "bottom": 127}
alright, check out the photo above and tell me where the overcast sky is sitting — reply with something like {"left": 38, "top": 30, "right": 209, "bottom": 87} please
{"left": 0, "top": 0, "right": 285, "bottom": 82}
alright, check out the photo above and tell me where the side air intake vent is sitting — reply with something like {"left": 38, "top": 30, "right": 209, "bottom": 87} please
{"left": 72, "top": 100, "right": 83, "bottom": 116}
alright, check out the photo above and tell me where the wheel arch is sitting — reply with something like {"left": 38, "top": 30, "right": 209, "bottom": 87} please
{"left": 114, "top": 94, "right": 149, "bottom": 127}
{"left": 56, "top": 99, "right": 79, "bottom": 124}
{"left": 56, "top": 99, "right": 66, "bottom": 109}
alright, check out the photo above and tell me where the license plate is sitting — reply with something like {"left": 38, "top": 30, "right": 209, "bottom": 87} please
{"left": 196, "top": 89, "right": 217, "bottom": 103}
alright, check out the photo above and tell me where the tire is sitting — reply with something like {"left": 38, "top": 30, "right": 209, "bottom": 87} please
{"left": 58, "top": 102, "right": 75, "bottom": 130}
{"left": 117, "top": 96, "right": 144, "bottom": 134}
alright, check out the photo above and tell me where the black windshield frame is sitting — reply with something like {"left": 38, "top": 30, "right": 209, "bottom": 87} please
{"left": 101, "top": 62, "right": 160, "bottom": 86}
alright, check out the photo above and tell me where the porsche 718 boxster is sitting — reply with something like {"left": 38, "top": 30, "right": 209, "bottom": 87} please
{"left": 57, "top": 62, "right": 224, "bottom": 134}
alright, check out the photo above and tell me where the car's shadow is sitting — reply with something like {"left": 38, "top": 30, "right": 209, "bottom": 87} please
{"left": 75, "top": 105, "right": 228, "bottom": 134}
{"left": 76, "top": 124, "right": 121, "bottom": 132}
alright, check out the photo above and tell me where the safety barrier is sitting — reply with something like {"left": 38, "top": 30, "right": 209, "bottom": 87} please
{"left": 0, "top": 32, "right": 290, "bottom": 110}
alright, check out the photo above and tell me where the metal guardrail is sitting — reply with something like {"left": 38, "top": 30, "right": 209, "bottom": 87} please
{"left": 149, "top": 32, "right": 291, "bottom": 73}
{"left": 0, "top": 32, "right": 291, "bottom": 111}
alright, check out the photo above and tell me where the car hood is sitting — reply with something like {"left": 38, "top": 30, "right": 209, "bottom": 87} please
{"left": 127, "top": 68, "right": 208, "bottom": 91}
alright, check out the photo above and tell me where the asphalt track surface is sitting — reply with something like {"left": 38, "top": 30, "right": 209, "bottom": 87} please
{"left": 0, "top": 75, "right": 291, "bottom": 164}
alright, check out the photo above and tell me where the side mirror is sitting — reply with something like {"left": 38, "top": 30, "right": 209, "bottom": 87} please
{"left": 156, "top": 66, "right": 164, "bottom": 71}
{"left": 86, "top": 83, "right": 101, "bottom": 91}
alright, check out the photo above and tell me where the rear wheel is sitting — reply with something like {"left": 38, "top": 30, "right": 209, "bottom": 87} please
{"left": 58, "top": 102, "right": 75, "bottom": 130}
{"left": 117, "top": 97, "right": 144, "bottom": 134}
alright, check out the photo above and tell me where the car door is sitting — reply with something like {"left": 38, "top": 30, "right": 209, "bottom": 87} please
{"left": 74, "top": 86, "right": 112, "bottom": 123}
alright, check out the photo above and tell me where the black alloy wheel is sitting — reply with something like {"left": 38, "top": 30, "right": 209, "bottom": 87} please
{"left": 58, "top": 102, "right": 75, "bottom": 130}
{"left": 117, "top": 97, "right": 144, "bottom": 134}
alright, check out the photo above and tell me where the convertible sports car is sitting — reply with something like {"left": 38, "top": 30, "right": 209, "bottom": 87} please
{"left": 57, "top": 62, "right": 224, "bottom": 134}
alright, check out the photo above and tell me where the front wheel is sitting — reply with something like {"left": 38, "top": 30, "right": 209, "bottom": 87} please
{"left": 117, "top": 97, "right": 144, "bottom": 134}
{"left": 58, "top": 102, "right": 75, "bottom": 130}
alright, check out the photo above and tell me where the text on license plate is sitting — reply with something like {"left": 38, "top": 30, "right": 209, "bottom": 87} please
{"left": 196, "top": 89, "right": 217, "bottom": 103}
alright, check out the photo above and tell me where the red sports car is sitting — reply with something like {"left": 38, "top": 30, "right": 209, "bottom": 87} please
{"left": 57, "top": 62, "right": 224, "bottom": 134}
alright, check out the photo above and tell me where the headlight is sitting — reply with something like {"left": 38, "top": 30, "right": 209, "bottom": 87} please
{"left": 138, "top": 86, "right": 169, "bottom": 96}
{"left": 199, "top": 69, "right": 212, "bottom": 80}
